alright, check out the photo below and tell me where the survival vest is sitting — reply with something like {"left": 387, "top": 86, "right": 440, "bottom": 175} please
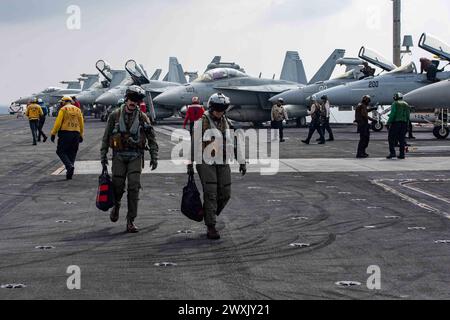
{"left": 203, "top": 112, "right": 235, "bottom": 164}
{"left": 109, "top": 107, "right": 149, "bottom": 153}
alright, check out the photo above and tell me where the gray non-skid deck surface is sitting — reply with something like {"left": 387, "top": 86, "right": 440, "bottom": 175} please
{"left": 0, "top": 115, "right": 449, "bottom": 300}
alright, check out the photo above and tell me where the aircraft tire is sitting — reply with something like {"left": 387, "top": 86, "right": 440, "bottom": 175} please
{"left": 433, "top": 126, "right": 449, "bottom": 140}
{"left": 371, "top": 122, "right": 384, "bottom": 132}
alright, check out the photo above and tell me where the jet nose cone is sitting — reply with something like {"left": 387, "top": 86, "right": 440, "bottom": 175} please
{"left": 271, "top": 89, "right": 304, "bottom": 105}
{"left": 404, "top": 90, "right": 425, "bottom": 106}
{"left": 75, "top": 93, "right": 89, "bottom": 105}
{"left": 154, "top": 88, "right": 186, "bottom": 107}
{"left": 315, "top": 86, "right": 348, "bottom": 105}
{"left": 269, "top": 94, "right": 283, "bottom": 104}
{"left": 405, "top": 81, "right": 450, "bottom": 108}
{"left": 15, "top": 96, "right": 33, "bottom": 104}
{"left": 95, "top": 92, "right": 118, "bottom": 105}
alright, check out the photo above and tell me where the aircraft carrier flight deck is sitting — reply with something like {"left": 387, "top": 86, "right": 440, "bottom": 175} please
{"left": 0, "top": 115, "right": 449, "bottom": 300}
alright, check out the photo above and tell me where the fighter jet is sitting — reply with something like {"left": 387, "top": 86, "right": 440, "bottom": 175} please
{"left": 270, "top": 47, "right": 395, "bottom": 126}
{"left": 404, "top": 79, "right": 450, "bottom": 139}
{"left": 81, "top": 60, "right": 130, "bottom": 107}
{"left": 14, "top": 78, "right": 92, "bottom": 106}
{"left": 95, "top": 57, "right": 187, "bottom": 110}
{"left": 154, "top": 50, "right": 345, "bottom": 126}
{"left": 124, "top": 59, "right": 188, "bottom": 120}
{"left": 75, "top": 61, "right": 113, "bottom": 107}
{"left": 315, "top": 34, "right": 450, "bottom": 134}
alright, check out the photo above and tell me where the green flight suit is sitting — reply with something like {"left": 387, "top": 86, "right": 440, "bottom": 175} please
{"left": 101, "top": 105, "right": 158, "bottom": 221}
{"left": 196, "top": 112, "right": 232, "bottom": 227}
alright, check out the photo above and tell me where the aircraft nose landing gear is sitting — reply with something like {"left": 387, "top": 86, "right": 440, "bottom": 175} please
{"left": 433, "top": 108, "right": 449, "bottom": 140}
{"left": 372, "top": 121, "right": 384, "bottom": 132}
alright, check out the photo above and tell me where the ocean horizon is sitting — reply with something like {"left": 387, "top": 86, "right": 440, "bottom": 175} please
{"left": 0, "top": 106, "right": 8, "bottom": 115}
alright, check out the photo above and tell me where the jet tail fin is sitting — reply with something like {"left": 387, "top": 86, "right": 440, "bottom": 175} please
{"left": 151, "top": 69, "right": 162, "bottom": 80}
{"left": 61, "top": 81, "right": 81, "bottom": 90}
{"left": 80, "top": 74, "right": 99, "bottom": 91}
{"left": 280, "top": 51, "right": 307, "bottom": 84}
{"left": 211, "top": 56, "right": 221, "bottom": 64}
{"left": 166, "top": 57, "right": 187, "bottom": 84}
{"left": 177, "top": 61, "right": 187, "bottom": 84}
{"left": 308, "top": 49, "right": 346, "bottom": 84}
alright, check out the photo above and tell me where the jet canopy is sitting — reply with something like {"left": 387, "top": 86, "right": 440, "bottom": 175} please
{"left": 195, "top": 68, "right": 248, "bottom": 83}
{"left": 386, "top": 62, "right": 417, "bottom": 75}
{"left": 419, "top": 33, "right": 450, "bottom": 62}
{"left": 42, "top": 87, "right": 60, "bottom": 93}
{"left": 359, "top": 47, "right": 397, "bottom": 71}
{"left": 125, "top": 60, "right": 150, "bottom": 85}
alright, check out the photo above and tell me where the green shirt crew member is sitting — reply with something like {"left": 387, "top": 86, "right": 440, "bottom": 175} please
{"left": 387, "top": 93, "right": 411, "bottom": 160}
{"left": 190, "top": 93, "right": 247, "bottom": 240}
{"left": 100, "top": 86, "right": 159, "bottom": 233}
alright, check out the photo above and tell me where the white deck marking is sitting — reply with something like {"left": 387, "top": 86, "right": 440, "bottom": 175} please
{"left": 372, "top": 179, "right": 450, "bottom": 219}
{"left": 52, "top": 157, "right": 450, "bottom": 176}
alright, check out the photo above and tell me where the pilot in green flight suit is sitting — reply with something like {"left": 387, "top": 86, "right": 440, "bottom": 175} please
{"left": 188, "top": 93, "right": 247, "bottom": 240}
{"left": 101, "top": 85, "right": 159, "bottom": 233}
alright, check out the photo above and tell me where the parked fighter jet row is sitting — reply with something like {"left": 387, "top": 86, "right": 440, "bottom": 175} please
{"left": 12, "top": 33, "right": 450, "bottom": 139}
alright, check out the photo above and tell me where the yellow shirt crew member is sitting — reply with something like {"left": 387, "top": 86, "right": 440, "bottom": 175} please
{"left": 25, "top": 101, "right": 44, "bottom": 145}
{"left": 25, "top": 103, "right": 43, "bottom": 120}
{"left": 50, "top": 97, "right": 85, "bottom": 180}
{"left": 51, "top": 103, "right": 84, "bottom": 137}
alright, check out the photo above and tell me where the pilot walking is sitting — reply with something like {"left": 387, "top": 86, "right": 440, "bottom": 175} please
{"left": 50, "top": 97, "right": 84, "bottom": 180}
{"left": 387, "top": 93, "right": 411, "bottom": 160}
{"left": 302, "top": 98, "right": 325, "bottom": 145}
{"left": 191, "top": 93, "right": 247, "bottom": 240}
{"left": 271, "top": 98, "right": 289, "bottom": 143}
{"left": 25, "top": 98, "right": 44, "bottom": 146}
{"left": 320, "top": 95, "right": 334, "bottom": 142}
{"left": 37, "top": 98, "right": 48, "bottom": 143}
{"left": 355, "top": 95, "right": 376, "bottom": 158}
{"left": 101, "top": 86, "right": 159, "bottom": 233}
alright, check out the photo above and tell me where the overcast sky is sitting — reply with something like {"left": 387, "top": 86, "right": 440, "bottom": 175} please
{"left": 1, "top": 0, "right": 449, "bottom": 105}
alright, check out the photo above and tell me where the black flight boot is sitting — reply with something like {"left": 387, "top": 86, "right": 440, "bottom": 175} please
{"left": 110, "top": 205, "right": 120, "bottom": 223}
{"left": 207, "top": 225, "right": 220, "bottom": 240}
{"left": 126, "top": 219, "right": 139, "bottom": 233}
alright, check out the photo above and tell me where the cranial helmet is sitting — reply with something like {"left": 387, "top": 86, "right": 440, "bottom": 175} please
{"left": 393, "top": 92, "right": 404, "bottom": 101}
{"left": 192, "top": 96, "right": 200, "bottom": 104}
{"left": 362, "top": 95, "right": 371, "bottom": 104}
{"left": 208, "top": 93, "right": 230, "bottom": 112}
{"left": 60, "top": 96, "right": 73, "bottom": 104}
{"left": 126, "top": 85, "right": 146, "bottom": 102}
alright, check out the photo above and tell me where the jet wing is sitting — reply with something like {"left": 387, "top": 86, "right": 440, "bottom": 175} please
{"left": 214, "top": 84, "right": 300, "bottom": 94}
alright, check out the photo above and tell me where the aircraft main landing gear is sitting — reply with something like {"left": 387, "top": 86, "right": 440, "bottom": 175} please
{"left": 433, "top": 108, "right": 449, "bottom": 140}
